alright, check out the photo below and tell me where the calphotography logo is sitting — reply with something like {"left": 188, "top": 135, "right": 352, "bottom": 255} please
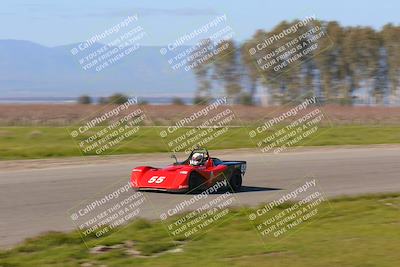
{"left": 249, "top": 178, "right": 332, "bottom": 241}
{"left": 70, "top": 15, "right": 147, "bottom": 72}
{"left": 68, "top": 96, "right": 148, "bottom": 156}
{"left": 247, "top": 14, "right": 333, "bottom": 80}
{"left": 153, "top": 179, "right": 241, "bottom": 239}
{"left": 158, "top": 97, "right": 239, "bottom": 154}
{"left": 248, "top": 96, "right": 332, "bottom": 154}
{"left": 68, "top": 181, "right": 148, "bottom": 245}
{"left": 159, "top": 14, "right": 236, "bottom": 72}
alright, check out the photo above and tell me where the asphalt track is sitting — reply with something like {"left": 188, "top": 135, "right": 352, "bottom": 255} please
{"left": 1, "top": 145, "right": 399, "bottom": 248}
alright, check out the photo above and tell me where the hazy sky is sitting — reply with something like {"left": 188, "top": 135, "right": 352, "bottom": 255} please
{"left": 1, "top": 0, "right": 399, "bottom": 46}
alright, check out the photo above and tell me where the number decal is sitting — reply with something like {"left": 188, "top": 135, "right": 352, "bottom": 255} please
{"left": 148, "top": 176, "right": 157, "bottom": 183}
{"left": 155, "top": 176, "right": 165, "bottom": 183}
{"left": 148, "top": 176, "right": 166, "bottom": 184}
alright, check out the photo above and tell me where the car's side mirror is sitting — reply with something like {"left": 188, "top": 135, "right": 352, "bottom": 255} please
{"left": 171, "top": 154, "right": 178, "bottom": 164}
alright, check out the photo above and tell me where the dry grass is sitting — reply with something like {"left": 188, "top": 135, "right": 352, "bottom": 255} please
{"left": 1, "top": 104, "right": 400, "bottom": 126}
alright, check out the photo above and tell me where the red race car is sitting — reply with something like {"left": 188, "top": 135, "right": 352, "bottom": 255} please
{"left": 130, "top": 147, "right": 246, "bottom": 193}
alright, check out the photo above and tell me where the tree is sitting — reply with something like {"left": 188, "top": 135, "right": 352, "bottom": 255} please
{"left": 190, "top": 39, "right": 214, "bottom": 101}
{"left": 77, "top": 95, "right": 92, "bottom": 104}
{"left": 374, "top": 46, "right": 389, "bottom": 104}
{"left": 212, "top": 40, "right": 243, "bottom": 103}
{"left": 172, "top": 97, "right": 185, "bottom": 105}
{"left": 315, "top": 21, "right": 345, "bottom": 103}
{"left": 239, "top": 93, "right": 254, "bottom": 105}
{"left": 381, "top": 24, "right": 400, "bottom": 105}
{"left": 138, "top": 99, "right": 148, "bottom": 105}
{"left": 108, "top": 93, "right": 129, "bottom": 104}
{"left": 240, "top": 40, "right": 260, "bottom": 105}
{"left": 98, "top": 97, "right": 108, "bottom": 105}
{"left": 193, "top": 96, "right": 209, "bottom": 105}
{"left": 190, "top": 20, "right": 400, "bottom": 106}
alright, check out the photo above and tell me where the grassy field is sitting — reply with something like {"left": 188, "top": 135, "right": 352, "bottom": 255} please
{"left": 2, "top": 104, "right": 400, "bottom": 126}
{"left": 0, "top": 194, "right": 399, "bottom": 267}
{"left": 0, "top": 125, "right": 399, "bottom": 160}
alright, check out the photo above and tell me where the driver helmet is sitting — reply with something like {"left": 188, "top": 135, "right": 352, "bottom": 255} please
{"left": 190, "top": 152, "right": 204, "bottom": 166}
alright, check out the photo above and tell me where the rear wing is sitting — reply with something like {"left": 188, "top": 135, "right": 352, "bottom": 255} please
{"left": 220, "top": 160, "right": 247, "bottom": 175}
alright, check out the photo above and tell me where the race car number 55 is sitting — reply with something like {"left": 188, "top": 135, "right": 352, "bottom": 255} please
{"left": 148, "top": 176, "right": 166, "bottom": 184}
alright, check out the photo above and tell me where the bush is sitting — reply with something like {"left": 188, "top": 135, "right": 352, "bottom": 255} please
{"left": 172, "top": 97, "right": 185, "bottom": 105}
{"left": 193, "top": 96, "right": 210, "bottom": 105}
{"left": 98, "top": 97, "right": 108, "bottom": 105}
{"left": 240, "top": 93, "right": 254, "bottom": 105}
{"left": 108, "top": 93, "right": 129, "bottom": 104}
{"left": 77, "top": 95, "right": 92, "bottom": 104}
{"left": 97, "top": 94, "right": 130, "bottom": 105}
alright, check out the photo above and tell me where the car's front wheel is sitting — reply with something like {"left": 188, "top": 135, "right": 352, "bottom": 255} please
{"left": 188, "top": 172, "right": 204, "bottom": 193}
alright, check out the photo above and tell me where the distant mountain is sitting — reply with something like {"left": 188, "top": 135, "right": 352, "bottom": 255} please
{"left": 0, "top": 40, "right": 196, "bottom": 97}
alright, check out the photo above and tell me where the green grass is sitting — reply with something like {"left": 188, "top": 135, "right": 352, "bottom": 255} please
{"left": 1, "top": 194, "right": 399, "bottom": 267}
{"left": 0, "top": 125, "right": 399, "bottom": 160}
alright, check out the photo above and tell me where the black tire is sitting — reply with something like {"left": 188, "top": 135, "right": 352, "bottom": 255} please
{"left": 228, "top": 171, "right": 242, "bottom": 192}
{"left": 188, "top": 172, "right": 204, "bottom": 193}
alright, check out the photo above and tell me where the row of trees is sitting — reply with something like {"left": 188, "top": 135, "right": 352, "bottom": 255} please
{"left": 191, "top": 21, "right": 400, "bottom": 106}
{"left": 78, "top": 94, "right": 186, "bottom": 105}
{"left": 78, "top": 93, "right": 131, "bottom": 105}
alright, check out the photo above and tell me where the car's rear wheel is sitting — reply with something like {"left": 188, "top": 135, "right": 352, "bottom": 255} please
{"left": 228, "top": 171, "right": 242, "bottom": 192}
